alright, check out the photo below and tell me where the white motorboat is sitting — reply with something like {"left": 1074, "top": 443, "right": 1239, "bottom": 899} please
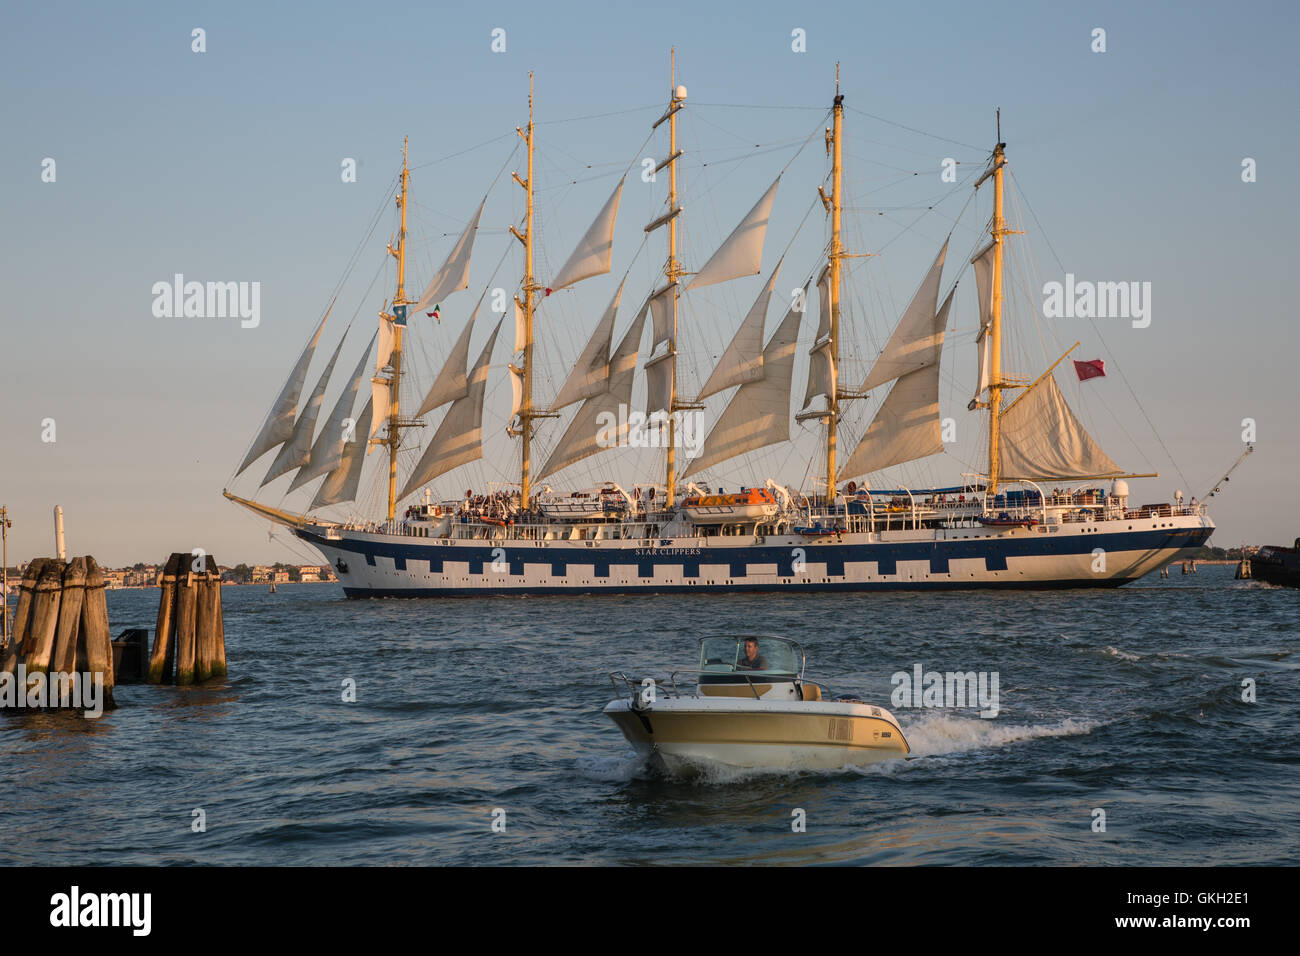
{"left": 604, "top": 636, "right": 909, "bottom": 772}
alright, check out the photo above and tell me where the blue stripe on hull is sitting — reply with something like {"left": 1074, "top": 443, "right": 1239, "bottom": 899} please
{"left": 341, "top": 577, "right": 1135, "bottom": 598}
{"left": 300, "top": 524, "right": 1212, "bottom": 598}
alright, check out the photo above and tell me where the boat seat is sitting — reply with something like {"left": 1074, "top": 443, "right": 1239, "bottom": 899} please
{"left": 799, "top": 682, "right": 822, "bottom": 701}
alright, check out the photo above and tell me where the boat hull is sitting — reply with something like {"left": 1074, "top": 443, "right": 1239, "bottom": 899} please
{"left": 294, "top": 512, "right": 1213, "bottom": 597}
{"left": 604, "top": 698, "right": 909, "bottom": 771}
{"left": 1252, "top": 548, "right": 1300, "bottom": 588}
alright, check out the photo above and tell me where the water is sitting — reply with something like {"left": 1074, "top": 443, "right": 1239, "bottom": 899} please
{"left": 2, "top": 565, "right": 1296, "bottom": 865}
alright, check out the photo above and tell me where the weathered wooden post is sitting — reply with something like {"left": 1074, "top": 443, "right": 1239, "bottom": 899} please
{"left": 22, "top": 560, "right": 64, "bottom": 677}
{"left": 81, "top": 557, "right": 114, "bottom": 706}
{"left": 174, "top": 560, "right": 198, "bottom": 686}
{"left": 50, "top": 558, "right": 87, "bottom": 691}
{"left": 194, "top": 557, "right": 216, "bottom": 684}
{"left": 147, "top": 554, "right": 180, "bottom": 684}
{"left": 211, "top": 573, "right": 227, "bottom": 680}
{"left": 1, "top": 558, "right": 46, "bottom": 676}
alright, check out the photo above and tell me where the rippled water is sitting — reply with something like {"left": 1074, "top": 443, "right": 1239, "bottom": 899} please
{"left": 2, "top": 565, "right": 1296, "bottom": 865}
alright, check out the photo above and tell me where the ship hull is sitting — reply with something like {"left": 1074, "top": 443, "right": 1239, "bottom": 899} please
{"left": 295, "top": 513, "right": 1213, "bottom": 597}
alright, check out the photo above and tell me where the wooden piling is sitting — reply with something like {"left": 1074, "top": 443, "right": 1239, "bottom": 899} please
{"left": 1, "top": 559, "right": 46, "bottom": 675}
{"left": 22, "top": 560, "right": 64, "bottom": 677}
{"left": 210, "top": 574, "right": 227, "bottom": 680}
{"left": 51, "top": 557, "right": 87, "bottom": 684}
{"left": 147, "top": 554, "right": 180, "bottom": 684}
{"left": 174, "top": 565, "right": 198, "bottom": 686}
{"left": 81, "top": 557, "right": 114, "bottom": 706}
{"left": 194, "top": 559, "right": 216, "bottom": 684}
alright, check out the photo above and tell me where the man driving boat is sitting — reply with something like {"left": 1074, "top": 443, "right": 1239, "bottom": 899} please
{"left": 736, "top": 637, "right": 769, "bottom": 671}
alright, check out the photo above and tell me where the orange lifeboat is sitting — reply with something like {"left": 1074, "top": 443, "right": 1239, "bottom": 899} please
{"left": 681, "top": 488, "right": 779, "bottom": 524}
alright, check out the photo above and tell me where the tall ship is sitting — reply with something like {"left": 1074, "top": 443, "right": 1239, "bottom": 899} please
{"left": 225, "top": 59, "right": 1213, "bottom": 596}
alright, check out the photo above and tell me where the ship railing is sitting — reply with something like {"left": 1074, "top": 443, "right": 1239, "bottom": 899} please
{"left": 608, "top": 671, "right": 683, "bottom": 702}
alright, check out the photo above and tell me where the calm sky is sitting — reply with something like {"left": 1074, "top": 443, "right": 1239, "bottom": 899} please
{"left": 2, "top": 0, "right": 1296, "bottom": 566}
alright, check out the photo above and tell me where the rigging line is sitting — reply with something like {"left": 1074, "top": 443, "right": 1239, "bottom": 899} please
{"left": 408, "top": 141, "right": 519, "bottom": 282}
{"left": 537, "top": 103, "right": 663, "bottom": 126}
{"left": 779, "top": 111, "right": 832, "bottom": 177}
{"left": 618, "top": 125, "right": 659, "bottom": 183}
{"left": 325, "top": 172, "right": 399, "bottom": 309}
{"left": 536, "top": 167, "right": 628, "bottom": 191}
{"left": 844, "top": 105, "right": 984, "bottom": 152}
{"left": 408, "top": 132, "right": 517, "bottom": 171}
{"left": 691, "top": 101, "right": 828, "bottom": 111}
{"left": 1010, "top": 171, "right": 1191, "bottom": 489}
{"left": 693, "top": 135, "right": 812, "bottom": 155}
{"left": 871, "top": 168, "right": 981, "bottom": 256}
{"left": 227, "top": 176, "right": 397, "bottom": 489}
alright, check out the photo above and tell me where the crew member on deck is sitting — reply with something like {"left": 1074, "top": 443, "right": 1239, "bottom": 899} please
{"left": 736, "top": 637, "right": 769, "bottom": 671}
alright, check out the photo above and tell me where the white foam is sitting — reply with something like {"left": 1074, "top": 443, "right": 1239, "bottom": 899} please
{"left": 901, "top": 713, "right": 1100, "bottom": 758}
{"left": 1103, "top": 645, "right": 1142, "bottom": 661}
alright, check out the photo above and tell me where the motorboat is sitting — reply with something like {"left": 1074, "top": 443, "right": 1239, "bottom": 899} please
{"left": 1251, "top": 538, "right": 1300, "bottom": 588}
{"left": 604, "top": 635, "right": 910, "bottom": 772}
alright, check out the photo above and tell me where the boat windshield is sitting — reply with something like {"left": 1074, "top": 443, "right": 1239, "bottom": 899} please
{"left": 698, "top": 636, "right": 802, "bottom": 678}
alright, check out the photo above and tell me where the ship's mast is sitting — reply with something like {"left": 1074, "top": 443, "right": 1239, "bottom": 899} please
{"left": 510, "top": 73, "right": 543, "bottom": 507}
{"left": 826, "top": 71, "right": 845, "bottom": 500}
{"left": 664, "top": 50, "right": 686, "bottom": 507}
{"left": 987, "top": 137, "right": 1007, "bottom": 495}
{"left": 382, "top": 139, "right": 412, "bottom": 522}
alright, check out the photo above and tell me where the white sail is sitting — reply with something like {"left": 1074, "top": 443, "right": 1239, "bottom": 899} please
{"left": 310, "top": 397, "right": 374, "bottom": 509}
{"left": 398, "top": 321, "right": 502, "bottom": 498}
{"left": 289, "top": 332, "right": 376, "bottom": 492}
{"left": 839, "top": 365, "right": 943, "bottom": 479}
{"left": 644, "top": 349, "right": 674, "bottom": 416}
{"left": 803, "top": 341, "right": 835, "bottom": 411}
{"left": 509, "top": 363, "right": 524, "bottom": 419}
{"left": 550, "top": 179, "right": 624, "bottom": 291}
{"left": 859, "top": 241, "right": 948, "bottom": 393}
{"left": 839, "top": 289, "right": 955, "bottom": 479}
{"left": 411, "top": 201, "right": 484, "bottom": 315}
{"left": 417, "top": 309, "right": 477, "bottom": 417}
{"left": 686, "top": 177, "right": 780, "bottom": 290}
{"left": 682, "top": 296, "right": 803, "bottom": 478}
{"left": 262, "top": 330, "right": 348, "bottom": 486}
{"left": 998, "top": 372, "right": 1123, "bottom": 480}
{"left": 370, "top": 374, "right": 390, "bottom": 440}
{"left": 551, "top": 280, "right": 623, "bottom": 410}
{"left": 696, "top": 259, "right": 781, "bottom": 401}
{"left": 236, "top": 311, "right": 328, "bottom": 475}
{"left": 377, "top": 316, "right": 395, "bottom": 374}
{"left": 514, "top": 297, "right": 527, "bottom": 353}
{"left": 971, "top": 241, "right": 996, "bottom": 403}
{"left": 649, "top": 284, "right": 677, "bottom": 352}
{"left": 538, "top": 304, "right": 647, "bottom": 478}
{"left": 813, "top": 265, "right": 832, "bottom": 343}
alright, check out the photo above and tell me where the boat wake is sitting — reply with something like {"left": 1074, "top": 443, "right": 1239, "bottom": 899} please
{"left": 900, "top": 712, "right": 1101, "bottom": 759}
{"left": 573, "top": 753, "right": 651, "bottom": 783}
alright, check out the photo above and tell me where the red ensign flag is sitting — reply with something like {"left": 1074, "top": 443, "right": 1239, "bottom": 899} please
{"left": 1074, "top": 359, "right": 1106, "bottom": 381}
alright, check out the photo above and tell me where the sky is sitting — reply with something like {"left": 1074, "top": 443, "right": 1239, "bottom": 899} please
{"left": 2, "top": 0, "right": 1297, "bottom": 566}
